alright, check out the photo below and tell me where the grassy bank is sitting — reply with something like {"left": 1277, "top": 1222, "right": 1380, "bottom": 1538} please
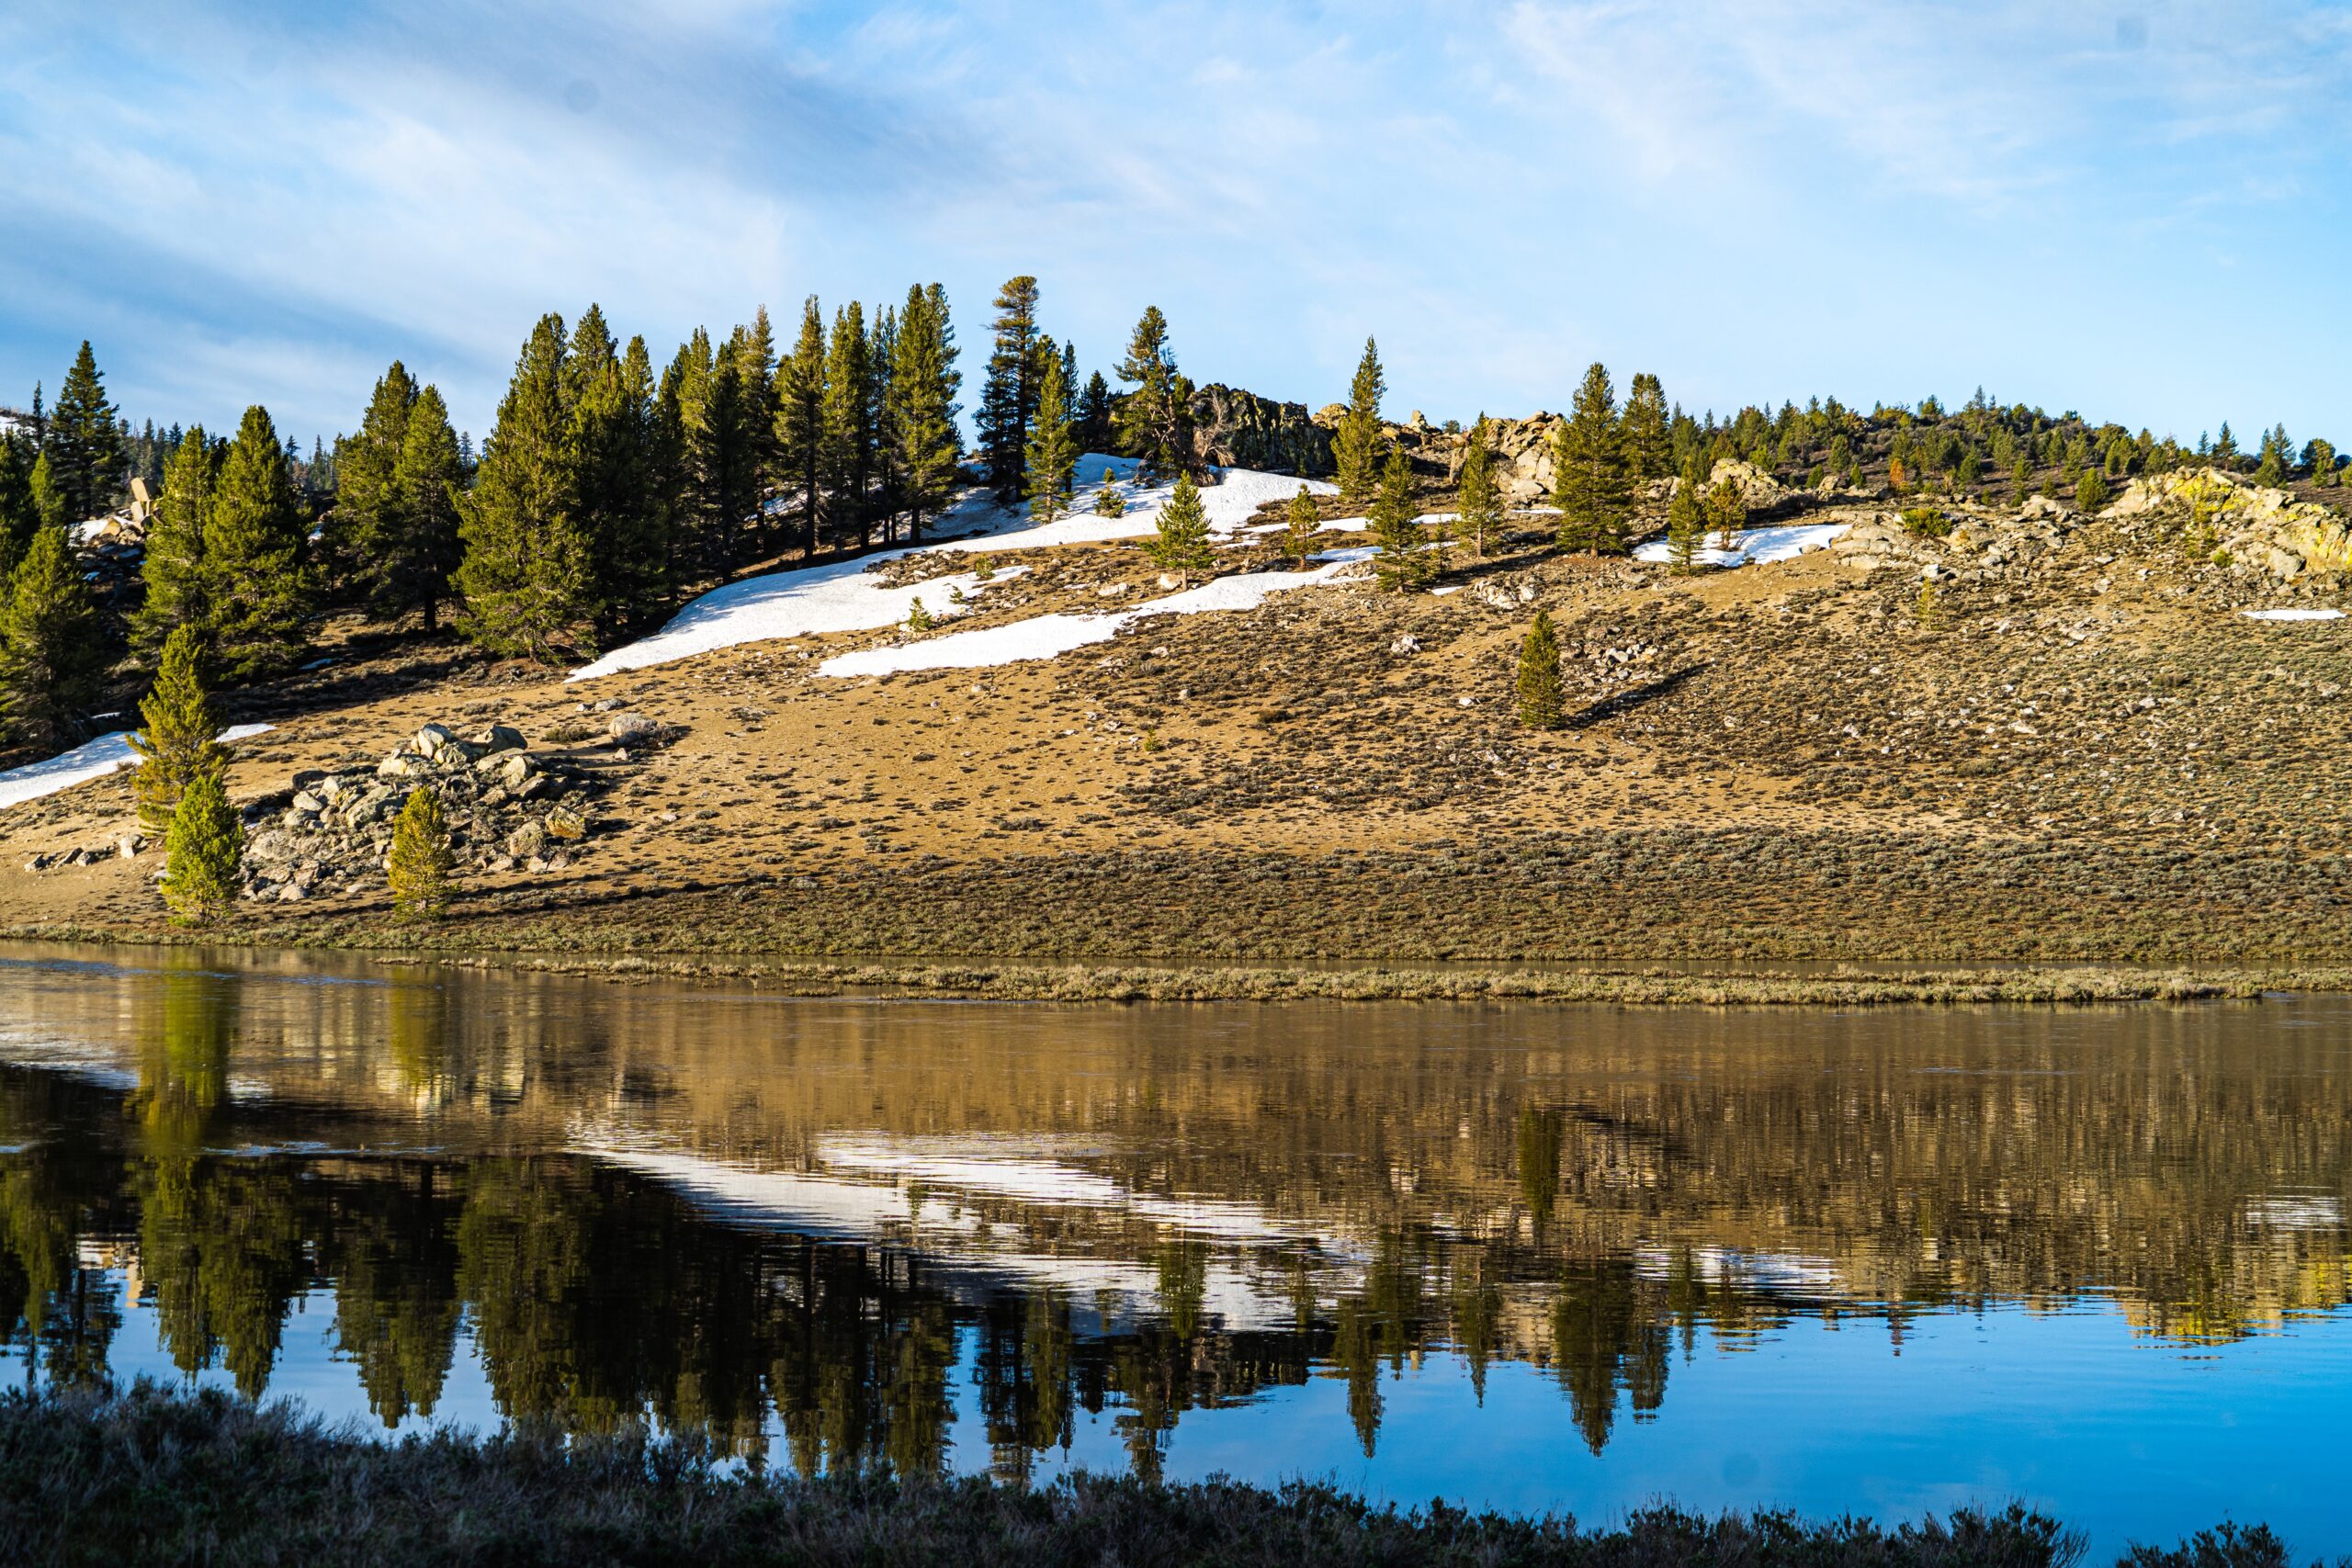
{"left": 0, "top": 1383, "right": 2315, "bottom": 1567}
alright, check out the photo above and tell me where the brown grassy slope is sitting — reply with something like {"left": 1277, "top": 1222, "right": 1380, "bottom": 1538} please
{"left": 4, "top": 491, "right": 2347, "bottom": 963}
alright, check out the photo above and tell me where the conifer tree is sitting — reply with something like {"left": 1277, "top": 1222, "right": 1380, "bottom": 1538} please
{"left": 1283, "top": 483, "right": 1319, "bottom": 568}
{"left": 1333, "top": 337, "right": 1385, "bottom": 504}
{"left": 1455, "top": 415, "right": 1501, "bottom": 558}
{"left": 822, "top": 302, "right": 875, "bottom": 543}
{"left": 162, "top": 773, "right": 242, "bottom": 925}
{"left": 454, "top": 315, "right": 595, "bottom": 660}
{"left": 390, "top": 386, "right": 465, "bottom": 630}
{"left": 1706, "top": 476, "right": 1747, "bottom": 551}
{"left": 1621, "top": 372, "right": 1671, "bottom": 486}
{"left": 1516, "top": 610, "right": 1564, "bottom": 730}
{"left": 1371, "top": 448, "right": 1432, "bottom": 592}
{"left": 129, "top": 624, "right": 226, "bottom": 833}
{"left": 2306, "top": 436, "right": 2338, "bottom": 487}
{"left": 387, "top": 786, "right": 456, "bottom": 919}
{"left": 1665, "top": 463, "right": 1707, "bottom": 574}
{"left": 1145, "top": 471, "right": 1214, "bottom": 585}
{"left": 776, "top": 298, "right": 830, "bottom": 557}
{"left": 978, "top": 276, "right": 1041, "bottom": 501}
{"left": 44, "top": 341, "right": 122, "bottom": 524}
{"left": 1023, "top": 351, "right": 1078, "bottom": 524}
{"left": 1116, "top": 307, "right": 1190, "bottom": 479}
{"left": 2212, "top": 423, "right": 2239, "bottom": 467}
{"left": 1093, "top": 466, "right": 1125, "bottom": 517}
{"left": 1552, "top": 363, "right": 1630, "bottom": 554}
{"left": 132, "top": 427, "right": 214, "bottom": 658}
{"left": 1079, "top": 370, "right": 1114, "bottom": 454}
{"left": 0, "top": 438, "right": 41, "bottom": 581}
{"left": 2075, "top": 468, "right": 2109, "bottom": 513}
{"left": 205, "top": 405, "right": 312, "bottom": 681}
{"left": 888, "top": 284, "right": 962, "bottom": 541}
{"left": 2255, "top": 424, "right": 2288, "bottom": 487}
{"left": 336, "top": 361, "right": 418, "bottom": 586}
{"left": 0, "top": 525, "right": 103, "bottom": 749}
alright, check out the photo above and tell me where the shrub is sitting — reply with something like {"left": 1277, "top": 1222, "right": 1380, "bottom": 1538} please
{"left": 387, "top": 786, "right": 455, "bottom": 919}
{"left": 162, "top": 773, "right": 241, "bottom": 924}
{"left": 1516, "top": 611, "right": 1565, "bottom": 730}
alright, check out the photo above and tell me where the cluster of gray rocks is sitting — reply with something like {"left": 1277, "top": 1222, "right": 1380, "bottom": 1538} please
{"left": 239, "top": 720, "right": 608, "bottom": 902}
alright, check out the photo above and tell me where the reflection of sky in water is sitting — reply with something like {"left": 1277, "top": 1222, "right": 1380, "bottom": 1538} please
{"left": 84, "top": 1276, "right": 2352, "bottom": 1564}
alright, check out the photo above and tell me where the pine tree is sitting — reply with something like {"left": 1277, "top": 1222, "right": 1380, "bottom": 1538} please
{"left": 129, "top": 625, "right": 225, "bottom": 832}
{"left": 1079, "top": 370, "right": 1114, "bottom": 453}
{"left": 2212, "top": 423, "right": 2239, "bottom": 467}
{"left": 2255, "top": 424, "right": 2288, "bottom": 487}
{"left": 0, "top": 525, "right": 103, "bottom": 749}
{"left": 205, "top": 406, "right": 312, "bottom": 681}
{"left": 1283, "top": 483, "right": 1319, "bottom": 569}
{"left": 454, "top": 315, "right": 596, "bottom": 660}
{"left": 1552, "top": 363, "right": 1630, "bottom": 554}
{"left": 1115, "top": 307, "right": 1190, "bottom": 479}
{"left": 387, "top": 786, "right": 455, "bottom": 919}
{"left": 1145, "top": 472, "right": 1214, "bottom": 585}
{"left": 1516, "top": 610, "right": 1564, "bottom": 730}
{"left": 822, "top": 302, "right": 875, "bottom": 543}
{"left": 131, "top": 427, "right": 214, "bottom": 659}
{"left": 1023, "top": 351, "right": 1078, "bottom": 523}
{"left": 44, "top": 341, "right": 122, "bottom": 524}
{"left": 0, "top": 437, "right": 42, "bottom": 581}
{"left": 1455, "top": 414, "right": 1501, "bottom": 558}
{"left": 2306, "top": 436, "right": 2338, "bottom": 487}
{"left": 162, "top": 773, "right": 242, "bottom": 924}
{"left": 387, "top": 386, "right": 465, "bottom": 630}
{"left": 1621, "top": 372, "right": 1671, "bottom": 487}
{"left": 2075, "top": 468, "right": 2109, "bottom": 513}
{"left": 1665, "top": 462, "right": 1707, "bottom": 574}
{"left": 336, "top": 361, "right": 419, "bottom": 604}
{"left": 1371, "top": 448, "right": 1432, "bottom": 592}
{"left": 1333, "top": 337, "right": 1385, "bottom": 504}
{"left": 1706, "top": 476, "right": 1747, "bottom": 551}
{"left": 978, "top": 276, "right": 1041, "bottom": 501}
{"left": 776, "top": 298, "right": 830, "bottom": 557}
{"left": 888, "top": 284, "right": 963, "bottom": 541}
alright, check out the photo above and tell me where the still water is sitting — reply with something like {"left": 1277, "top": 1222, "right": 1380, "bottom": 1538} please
{"left": 1, "top": 942, "right": 2348, "bottom": 1553}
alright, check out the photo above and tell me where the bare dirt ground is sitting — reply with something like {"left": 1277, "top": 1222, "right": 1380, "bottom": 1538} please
{"left": 6, "top": 487, "right": 2348, "bottom": 964}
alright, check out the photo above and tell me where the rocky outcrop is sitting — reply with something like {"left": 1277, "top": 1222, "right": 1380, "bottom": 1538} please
{"left": 2109, "top": 467, "right": 2352, "bottom": 581}
{"left": 1186, "top": 384, "right": 1333, "bottom": 476}
{"left": 238, "top": 719, "right": 624, "bottom": 901}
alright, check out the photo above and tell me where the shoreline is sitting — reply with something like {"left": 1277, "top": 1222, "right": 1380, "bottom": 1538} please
{"left": 6, "top": 924, "right": 2346, "bottom": 1005}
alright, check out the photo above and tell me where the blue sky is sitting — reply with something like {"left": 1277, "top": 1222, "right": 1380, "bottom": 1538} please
{"left": 2, "top": 1, "right": 2346, "bottom": 449}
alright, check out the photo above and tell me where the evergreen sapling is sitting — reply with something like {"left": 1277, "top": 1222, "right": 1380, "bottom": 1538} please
{"left": 1283, "top": 483, "right": 1319, "bottom": 569}
{"left": 387, "top": 786, "right": 456, "bottom": 919}
{"left": 129, "top": 625, "right": 226, "bottom": 833}
{"left": 1516, "top": 610, "right": 1565, "bottom": 730}
{"left": 1146, "top": 472, "right": 1215, "bottom": 585}
{"left": 162, "top": 773, "right": 242, "bottom": 924}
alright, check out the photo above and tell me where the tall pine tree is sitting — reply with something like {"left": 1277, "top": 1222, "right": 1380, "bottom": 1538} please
{"left": 205, "top": 406, "right": 311, "bottom": 681}
{"left": 0, "top": 437, "right": 40, "bottom": 581}
{"left": 1023, "top": 350, "right": 1078, "bottom": 524}
{"left": 129, "top": 623, "right": 225, "bottom": 832}
{"left": 775, "top": 299, "right": 830, "bottom": 558}
{"left": 1622, "top": 373, "right": 1670, "bottom": 487}
{"left": 1455, "top": 414, "right": 1501, "bottom": 558}
{"left": 1552, "top": 363, "right": 1630, "bottom": 554}
{"left": 822, "top": 302, "right": 875, "bottom": 545}
{"left": 335, "top": 361, "right": 419, "bottom": 597}
{"left": 888, "top": 284, "right": 962, "bottom": 541}
{"left": 1116, "top": 307, "right": 1191, "bottom": 479}
{"left": 978, "top": 276, "right": 1041, "bottom": 502}
{"left": 389, "top": 385, "right": 465, "bottom": 630}
{"left": 1371, "top": 448, "right": 1432, "bottom": 592}
{"left": 0, "top": 525, "right": 103, "bottom": 749}
{"left": 44, "top": 341, "right": 122, "bottom": 524}
{"left": 132, "top": 426, "right": 215, "bottom": 659}
{"left": 453, "top": 314, "right": 596, "bottom": 660}
{"left": 1333, "top": 337, "right": 1386, "bottom": 505}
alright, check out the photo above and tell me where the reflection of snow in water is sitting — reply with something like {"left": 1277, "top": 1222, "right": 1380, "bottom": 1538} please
{"left": 574, "top": 1134, "right": 1330, "bottom": 1333}
{"left": 2245, "top": 1193, "right": 2345, "bottom": 1231}
{"left": 1634, "top": 1243, "right": 1845, "bottom": 1294}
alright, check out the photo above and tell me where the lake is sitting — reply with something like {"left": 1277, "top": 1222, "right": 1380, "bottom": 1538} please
{"left": 1, "top": 941, "right": 2347, "bottom": 1555}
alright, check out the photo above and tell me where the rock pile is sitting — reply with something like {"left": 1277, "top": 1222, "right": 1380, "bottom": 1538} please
{"left": 239, "top": 721, "right": 607, "bottom": 902}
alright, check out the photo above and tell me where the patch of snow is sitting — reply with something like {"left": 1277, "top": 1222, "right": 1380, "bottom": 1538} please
{"left": 2240, "top": 608, "right": 2344, "bottom": 622}
{"left": 571, "top": 455, "right": 1336, "bottom": 680}
{"left": 1633, "top": 521, "right": 1849, "bottom": 570}
{"left": 571, "top": 559, "right": 1027, "bottom": 681}
{"left": 0, "top": 724, "right": 274, "bottom": 811}
{"left": 818, "top": 549, "right": 1376, "bottom": 678}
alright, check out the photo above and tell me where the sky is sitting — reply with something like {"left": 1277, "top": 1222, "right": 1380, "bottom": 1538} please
{"left": 1, "top": 1, "right": 2346, "bottom": 450}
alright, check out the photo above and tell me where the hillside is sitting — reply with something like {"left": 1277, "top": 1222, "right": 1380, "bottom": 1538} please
{"left": 4, "top": 436, "right": 2350, "bottom": 966}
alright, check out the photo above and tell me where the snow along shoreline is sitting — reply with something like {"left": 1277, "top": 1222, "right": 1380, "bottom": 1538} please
{"left": 0, "top": 725, "right": 275, "bottom": 812}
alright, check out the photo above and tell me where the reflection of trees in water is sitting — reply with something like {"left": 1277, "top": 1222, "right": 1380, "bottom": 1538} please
{"left": 5, "top": 962, "right": 2352, "bottom": 1468}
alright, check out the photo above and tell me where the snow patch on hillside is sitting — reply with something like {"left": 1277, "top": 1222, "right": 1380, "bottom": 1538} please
{"left": 0, "top": 725, "right": 274, "bottom": 811}
{"left": 571, "top": 457, "right": 1335, "bottom": 680}
{"left": 817, "top": 547, "right": 1376, "bottom": 678}
{"left": 1633, "top": 521, "right": 1849, "bottom": 570}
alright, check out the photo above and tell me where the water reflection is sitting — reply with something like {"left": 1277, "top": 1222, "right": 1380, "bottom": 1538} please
{"left": 0, "top": 944, "right": 2348, "bottom": 1492}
